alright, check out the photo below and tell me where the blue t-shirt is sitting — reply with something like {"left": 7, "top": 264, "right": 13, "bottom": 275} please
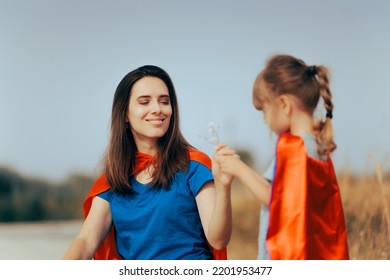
{"left": 98, "top": 159, "right": 214, "bottom": 260}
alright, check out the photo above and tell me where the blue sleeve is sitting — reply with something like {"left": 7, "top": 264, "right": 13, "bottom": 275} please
{"left": 187, "top": 160, "right": 214, "bottom": 197}
{"left": 97, "top": 189, "right": 113, "bottom": 202}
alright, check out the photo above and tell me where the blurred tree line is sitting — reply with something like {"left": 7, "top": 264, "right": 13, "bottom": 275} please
{"left": 0, "top": 148, "right": 255, "bottom": 223}
{"left": 0, "top": 166, "right": 93, "bottom": 222}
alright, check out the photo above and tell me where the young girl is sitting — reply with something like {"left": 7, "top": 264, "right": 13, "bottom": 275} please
{"left": 215, "top": 54, "right": 349, "bottom": 260}
{"left": 64, "top": 65, "right": 233, "bottom": 260}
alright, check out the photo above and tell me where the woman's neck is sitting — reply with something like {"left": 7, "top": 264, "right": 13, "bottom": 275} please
{"left": 135, "top": 140, "right": 159, "bottom": 156}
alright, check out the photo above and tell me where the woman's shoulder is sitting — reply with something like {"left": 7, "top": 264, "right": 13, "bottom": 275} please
{"left": 187, "top": 147, "right": 212, "bottom": 169}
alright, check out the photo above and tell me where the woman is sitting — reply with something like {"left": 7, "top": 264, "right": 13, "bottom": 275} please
{"left": 64, "top": 65, "right": 233, "bottom": 260}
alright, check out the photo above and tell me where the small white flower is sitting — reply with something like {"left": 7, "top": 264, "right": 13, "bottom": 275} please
{"left": 199, "top": 121, "right": 220, "bottom": 146}
{"left": 209, "top": 136, "right": 218, "bottom": 145}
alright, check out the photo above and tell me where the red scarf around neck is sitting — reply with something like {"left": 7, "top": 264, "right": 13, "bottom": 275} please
{"left": 131, "top": 152, "right": 157, "bottom": 175}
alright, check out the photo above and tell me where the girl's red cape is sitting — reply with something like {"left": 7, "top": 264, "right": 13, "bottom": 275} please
{"left": 266, "top": 133, "right": 349, "bottom": 259}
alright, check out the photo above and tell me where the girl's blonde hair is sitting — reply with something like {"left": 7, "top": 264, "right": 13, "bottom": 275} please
{"left": 253, "top": 54, "right": 336, "bottom": 156}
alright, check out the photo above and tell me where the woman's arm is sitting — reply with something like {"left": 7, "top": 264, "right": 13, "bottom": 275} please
{"left": 195, "top": 180, "right": 232, "bottom": 250}
{"left": 195, "top": 156, "right": 234, "bottom": 250}
{"left": 63, "top": 196, "right": 112, "bottom": 259}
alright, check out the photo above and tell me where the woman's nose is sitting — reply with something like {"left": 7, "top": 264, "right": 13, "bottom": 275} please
{"left": 151, "top": 100, "right": 162, "bottom": 113}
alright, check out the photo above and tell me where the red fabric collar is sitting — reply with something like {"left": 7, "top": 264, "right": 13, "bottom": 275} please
{"left": 132, "top": 152, "right": 156, "bottom": 175}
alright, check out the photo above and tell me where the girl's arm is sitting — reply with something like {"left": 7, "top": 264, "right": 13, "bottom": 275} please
{"left": 63, "top": 196, "right": 112, "bottom": 259}
{"left": 215, "top": 144, "right": 271, "bottom": 206}
{"left": 195, "top": 165, "right": 233, "bottom": 250}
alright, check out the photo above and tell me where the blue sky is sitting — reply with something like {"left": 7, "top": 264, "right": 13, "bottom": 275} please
{"left": 1, "top": 0, "right": 389, "bottom": 181}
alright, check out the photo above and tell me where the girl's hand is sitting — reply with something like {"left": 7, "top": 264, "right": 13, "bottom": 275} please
{"left": 214, "top": 144, "right": 242, "bottom": 177}
{"left": 212, "top": 156, "right": 235, "bottom": 187}
{"left": 212, "top": 144, "right": 241, "bottom": 186}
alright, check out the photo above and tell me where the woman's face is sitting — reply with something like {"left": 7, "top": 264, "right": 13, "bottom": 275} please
{"left": 127, "top": 76, "right": 172, "bottom": 147}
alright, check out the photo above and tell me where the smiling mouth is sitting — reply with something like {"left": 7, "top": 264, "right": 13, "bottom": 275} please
{"left": 146, "top": 119, "right": 165, "bottom": 124}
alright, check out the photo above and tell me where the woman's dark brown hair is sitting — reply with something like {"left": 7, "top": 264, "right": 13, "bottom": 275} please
{"left": 104, "top": 65, "right": 190, "bottom": 193}
{"left": 254, "top": 54, "right": 336, "bottom": 156}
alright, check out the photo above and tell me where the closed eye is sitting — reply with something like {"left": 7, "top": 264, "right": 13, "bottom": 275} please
{"left": 138, "top": 98, "right": 150, "bottom": 105}
{"left": 159, "top": 96, "right": 170, "bottom": 105}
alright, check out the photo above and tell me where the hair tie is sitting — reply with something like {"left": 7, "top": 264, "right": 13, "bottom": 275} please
{"left": 326, "top": 111, "right": 333, "bottom": 119}
{"left": 308, "top": 65, "right": 317, "bottom": 76}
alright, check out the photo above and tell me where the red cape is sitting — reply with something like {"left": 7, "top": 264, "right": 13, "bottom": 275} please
{"left": 266, "top": 133, "right": 349, "bottom": 259}
{"left": 83, "top": 148, "right": 227, "bottom": 260}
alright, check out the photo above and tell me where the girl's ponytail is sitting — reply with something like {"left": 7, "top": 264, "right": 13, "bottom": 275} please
{"left": 315, "top": 65, "right": 337, "bottom": 156}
